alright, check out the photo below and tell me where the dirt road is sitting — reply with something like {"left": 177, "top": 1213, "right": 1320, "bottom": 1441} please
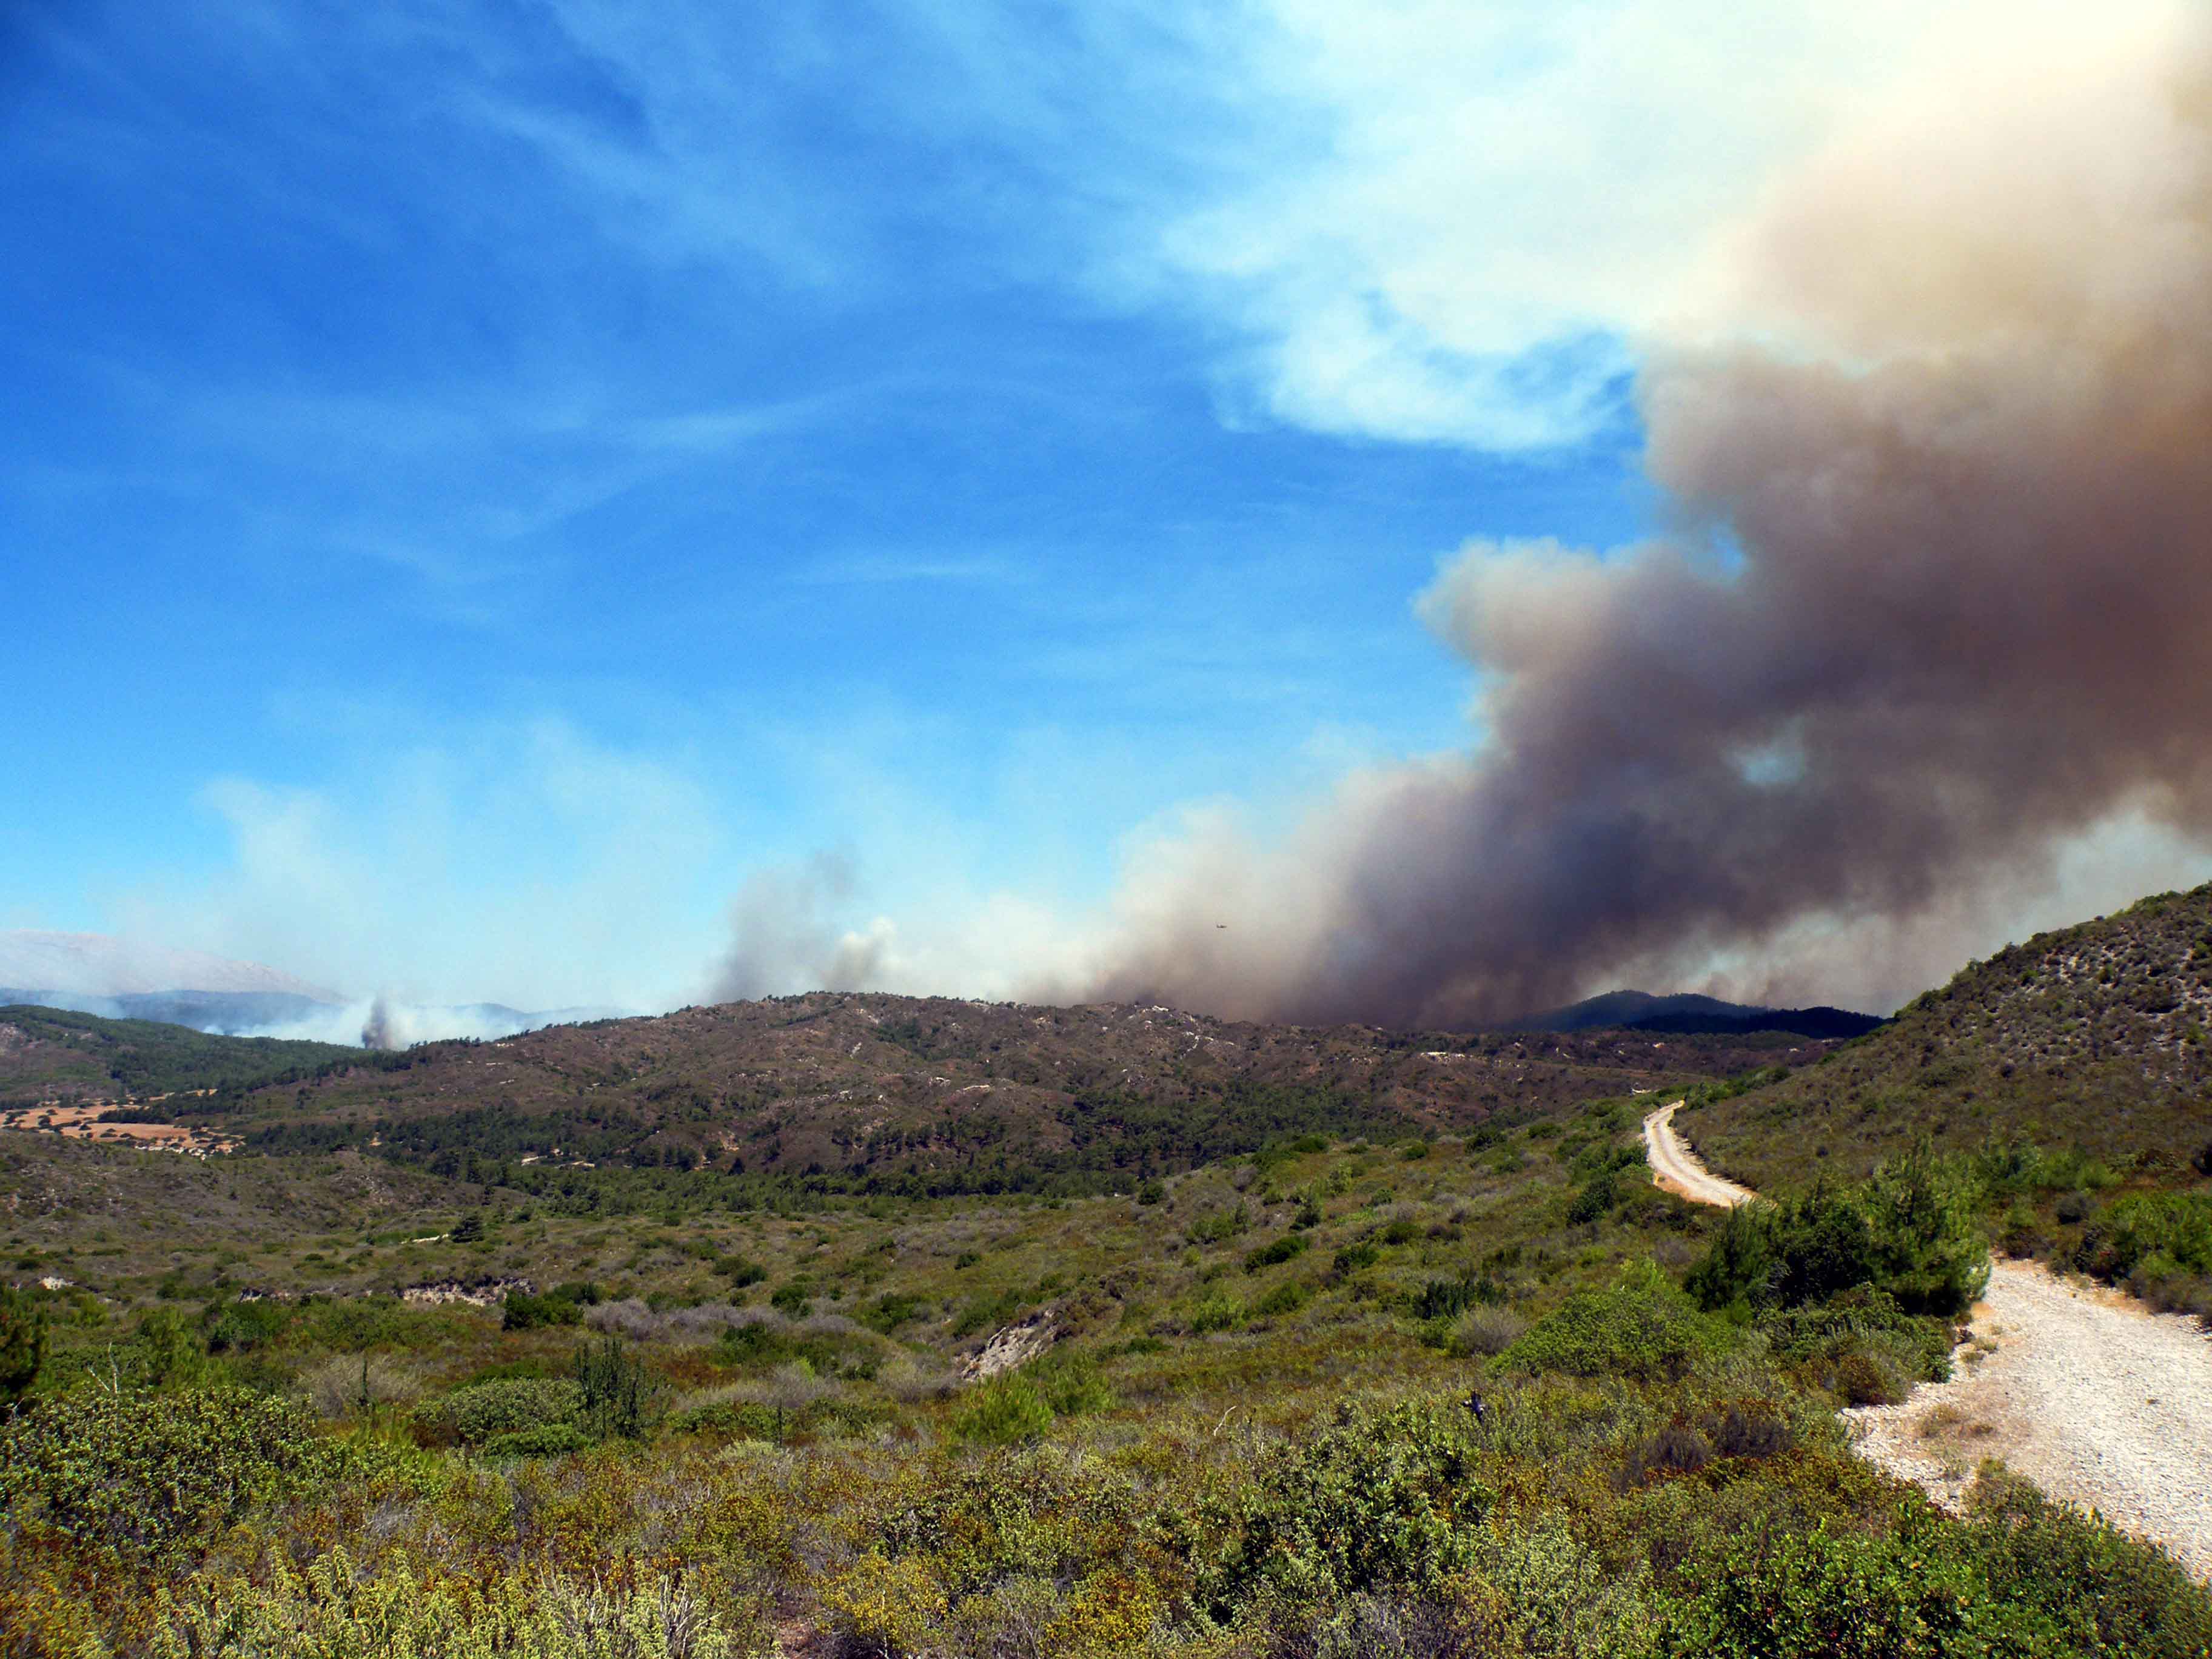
{"left": 1642, "top": 1100, "right": 1755, "bottom": 1207}
{"left": 1849, "top": 1261, "right": 2212, "bottom": 1580}
{"left": 1641, "top": 1103, "right": 2212, "bottom": 1580}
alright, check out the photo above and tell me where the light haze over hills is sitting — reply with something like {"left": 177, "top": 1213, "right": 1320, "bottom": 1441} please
{"left": 0, "top": 930, "right": 610, "bottom": 1045}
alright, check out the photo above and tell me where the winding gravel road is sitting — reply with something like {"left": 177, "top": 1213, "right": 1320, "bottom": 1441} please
{"left": 1643, "top": 1100, "right": 1755, "bottom": 1208}
{"left": 1644, "top": 1104, "right": 2212, "bottom": 1581}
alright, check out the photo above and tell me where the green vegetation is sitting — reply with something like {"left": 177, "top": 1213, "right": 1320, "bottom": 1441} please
{"left": 1689, "top": 882, "right": 2212, "bottom": 1321}
{"left": 0, "top": 1004, "right": 380, "bottom": 1101}
{"left": 1686, "top": 1148, "right": 1989, "bottom": 1319}
{"left": 0, "top": 940, "right": 2208, "bottom": 1653}
{"left": 0, "top": 1284, "right": 44, "bottom": 1408}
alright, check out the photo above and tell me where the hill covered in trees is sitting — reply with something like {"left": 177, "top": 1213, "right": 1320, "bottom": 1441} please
{"left": 0, "top": 1004, "right": 383, "bottom": 1105}
{"left": 206, "top": 992, "right": 1820, "bottom": 1200}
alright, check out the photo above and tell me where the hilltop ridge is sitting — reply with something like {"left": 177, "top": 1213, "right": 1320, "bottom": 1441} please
{"left": 195, "top": 990, "right": 1818, "bottom": 1199}
{"left": 1692, "top": 882, "right": 2212, "bottom": 1190}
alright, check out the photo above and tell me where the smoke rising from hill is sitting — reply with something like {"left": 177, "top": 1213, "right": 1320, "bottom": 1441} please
{"left": 708, "top": 853, "right": 893, "bottom": 1004}
{"left": 1072, "top": 21, "right": 2212, "bottom": 1026}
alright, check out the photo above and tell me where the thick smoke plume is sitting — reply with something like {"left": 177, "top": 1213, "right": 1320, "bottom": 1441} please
{"left": 1077, "top": 22, "right": 2212, "bottom": 1027}
{"left": 708, "top": 853, "right": 891, "bottom": 1003}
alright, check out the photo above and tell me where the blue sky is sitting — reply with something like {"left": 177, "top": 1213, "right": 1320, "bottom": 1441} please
{"left": 12, "top": 0, "right": 2150, "bottom": 1012}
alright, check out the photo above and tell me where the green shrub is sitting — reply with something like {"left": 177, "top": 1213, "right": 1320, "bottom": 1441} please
{"left": 1189, "top": 1295, "right": 1242, "bottom": 1333}
{"left": 0, "top": 1387, "right": 352, "bottom": 1564}
{"left": 0, "top": 1284, "right": 45, "bottom": 1409}
{"left": 1409, "top": 1272, "right": 1500, "bottom": 1321}
{"left": 1677, "top": 1519, "right": 2019, "bottom": 1657}
{"left": 1968, "top": 1470, "right": 2212, "bottom": 1657}
{"left": 951, "top": 1373, "right": 1054, "bottom": 1445}
{"left": 1688, "top": 1150, "right": 1988, "bottom": 1318}
{"left": 1861, "top": 1148, "right": 1990, "bottom": 1316}
{"left": 1332, "top": 1242, "right": 1381, "bottom": 1278}
{"left": 1250, "top": 1279, "right": 1312, "bottom": 1321}
{"left": 2079, "top": 1190, "right": 2212, "bottom": 1282}
{"left": 863, "top": 1291, "right": 928, "bottom": 1333}
{"left": 1189, "top": 1203, "right": 1250, "bottom": 1245}
{"left": 575, "top": 1335, "right": 657, "bottom": 1440}
{"left": 1495, "top": 1262, "right": 1731, "bottom": 1382}
{"left": 717, "top": 1255, "right": 767, "bottom": 1287}
{"left": 1756, "top": 1287, "right": 1952, "bottom": 1404}
{"left": 205, "top": 1299, "right": 289, "bottom": 1353}
{"left": 416, "top": 1377, "right": 585, "bottom": 1447}
{"left": 1244, "top": 1235, "right": 1310, "bottom": 1273}
{"left": 1567, "top": 1171, "right": 1620, "bottom": 1224}
{"left": 501, "top": 1288, "right": 586, "bottom": 1331}
{"left": 1462, "top": 1514, "right": 1657, "bottom": 1655}
{"left": 1030, "top": 1352, "right": 1114, "bottom": 1419}
{"left": 1193, "top": 1399, "right": 1491, "bottom": 1614}
{"left": 481, "top": 1422, "right": 592, "bottom": 1459}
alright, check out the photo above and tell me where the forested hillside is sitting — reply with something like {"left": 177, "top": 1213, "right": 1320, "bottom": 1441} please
{"left": 0, "top": 1004, "right": 381, "bottom": 1104}
{"left": 207, "top": 992, "right": 1816, "bottom": 1200}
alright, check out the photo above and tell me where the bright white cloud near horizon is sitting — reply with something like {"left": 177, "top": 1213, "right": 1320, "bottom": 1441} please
{"left": 5, "top": 0, "right": 2207, "bottom": 1030}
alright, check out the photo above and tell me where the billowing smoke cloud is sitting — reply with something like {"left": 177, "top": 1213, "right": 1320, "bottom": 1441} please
{"left": 707, "top": 853, "right": 893, "bottom": 1002}
{"left": 1074, "top": 19, "right": 2212, "bottom": 1026}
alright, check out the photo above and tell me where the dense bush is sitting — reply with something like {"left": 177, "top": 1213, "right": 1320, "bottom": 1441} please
{"left": 501, "top": 1285, "right": 586, "bottom": 1330}
{"left": 1677, "top": 1487, "right": 2212, "bottom": 1659}
{"left": 414, "top": 1377, "right": 585, "bottom": 1447}
{"left": 1966, "top": 1471, "right": 2212, "bottom": 1657}
{"left": 0, "top": 1283, "right": 45, "bottom": 1409}
{"left": 1249, "top": 1278, "right": 1312, "bottom": 1320}
{"left": 1755, "top": 1287, "right": 1954, "bottom": 1405}
{"left": 947, "top": 1352, "right": 1113, "bottom": 1447}
{"left": 0, "top": 1387, "right": 354, "bottom": 1563}
{"left": 577, "top": 1335, "right": 659, "bottom": 1439}
{"left": 1495, "top": 1262, "right": 1732, "bottom": 1382}
{"left": 950, "top": 1372, "right": 1054, "bottom": 1446}
{"left": 2077, "top": 1190, "right": 2212, "bottom": 1281}
{"left": 1408, "top": 1270, "right": 1501, "bottom": 1321}
{"left": 149, "top": 1549, "right": 751, "bottom": 1658}
{"left": 1244, "top": 1234, "right": 1310, "bottom": 1273}
{"left": 1677, "top": 1517, "right": 2035, "bottom": 1657}
{"left": 204, "top": 1298, "right": 289, "bottom": 1353}
{"left": 1687, "top": 1149, "right": 1988, "bottom": 1318}
{"left": 1192, "top": 1399, "right": 1490, "bottom": 1615}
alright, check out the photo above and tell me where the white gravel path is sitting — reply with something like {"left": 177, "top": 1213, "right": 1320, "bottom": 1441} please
{"left": 1642, "top": 1106, "right": 2212, "bottom": 1580}
{"left": 1847, "top": 1259, "right": 2212, "bottom": 1580}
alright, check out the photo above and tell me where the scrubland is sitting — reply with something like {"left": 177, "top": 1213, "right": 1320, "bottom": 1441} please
{"left": 7, "top": 1094, "right": 2212, "bottom": 1657}
{"left": 7, "top": 890, "right": 2212, "bottom": 1654}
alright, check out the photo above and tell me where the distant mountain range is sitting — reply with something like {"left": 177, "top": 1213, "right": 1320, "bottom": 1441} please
{"left": 0, "top": 930, "right": 612, "bottom": 1045}
{"left": 1501, "top": 989, "right": 1886, "bottom": 1041}
{"left": 0, "top": 988, "right": 341, "bottom": 1034}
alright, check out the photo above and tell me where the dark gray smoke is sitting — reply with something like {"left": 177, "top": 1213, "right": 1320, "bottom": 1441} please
{"left": 1075, "top": 28, "right": 2212, "bottom": 1026}
{"left": 360, "top": 995, "right": 397, "bottom": 1050}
